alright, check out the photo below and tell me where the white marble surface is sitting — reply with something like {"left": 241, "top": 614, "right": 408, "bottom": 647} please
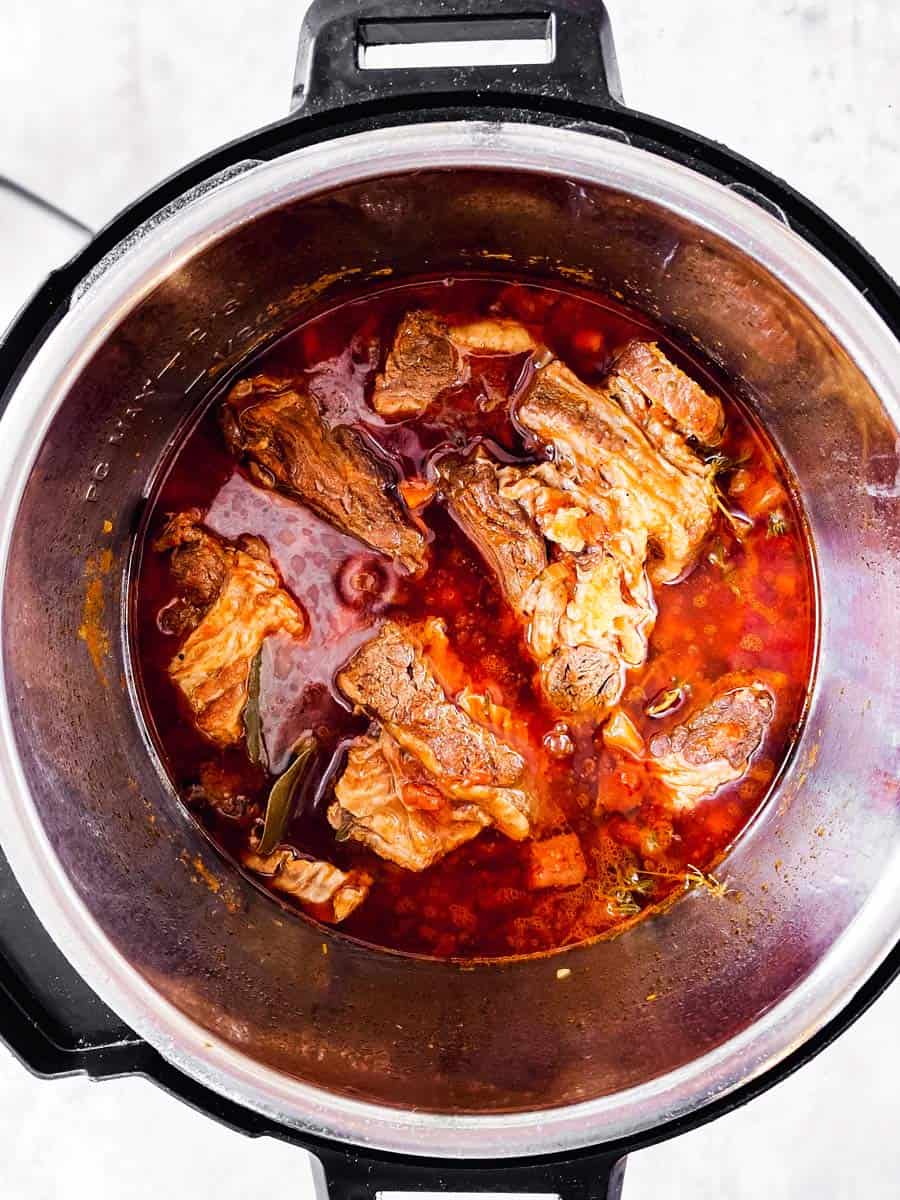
{"left": 0, "top": 1, "right": 898, "bottom": 1196}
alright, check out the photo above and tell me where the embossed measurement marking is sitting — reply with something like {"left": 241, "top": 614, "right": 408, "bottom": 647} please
{"left": 83, "top": 295, "right": 246, "bottom": 503}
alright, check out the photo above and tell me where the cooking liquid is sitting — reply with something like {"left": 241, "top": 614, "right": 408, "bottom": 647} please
{"left": 132, "top": 276, "right": 816, "bottom": 959}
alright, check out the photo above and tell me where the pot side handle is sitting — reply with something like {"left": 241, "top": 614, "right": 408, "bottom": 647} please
{"left": 311, "top": 1145, "right": 627, "bottom": 1200}
{"left": 0, "top": 846, "right": 147, "bottom": 1080}
{"left": 291, "top": 0, "right": 623, "bottom": 117}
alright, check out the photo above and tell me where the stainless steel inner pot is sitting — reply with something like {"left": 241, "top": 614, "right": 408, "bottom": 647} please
{"left": 0, "top": 122, "right": 898, "bottom": 1160}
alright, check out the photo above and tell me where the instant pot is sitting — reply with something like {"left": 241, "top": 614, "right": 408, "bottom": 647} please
{"left": 0, "top": 2, "right": 898, "bottom": 1196}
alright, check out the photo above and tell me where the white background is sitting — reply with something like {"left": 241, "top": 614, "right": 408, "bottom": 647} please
{"left": 0, "top": 1, "right": 898, "bottom": 1196}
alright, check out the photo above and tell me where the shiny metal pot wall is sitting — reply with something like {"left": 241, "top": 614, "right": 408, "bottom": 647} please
{"left": 0, "top": 122, "right": 898, "bottom": 1159}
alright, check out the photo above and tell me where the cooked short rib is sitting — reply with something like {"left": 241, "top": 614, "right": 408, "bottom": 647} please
{"left": 371, "top": 310, "right": 467, "bottom": 417}
{"left": 441, "top": 453, "right": 655, "bottom": 718}
{"left": 437, "top": 450, "right": 548, "bottom": 610}
{"left": 372, "top": 310, "right": 536, "bottom": 418}
{"left": 613, "top": 339, "right": 725, "bottom": 447}
{"left": 154, "top": 509, "right": 228, "bottom": 636}
{"left": 242, "top": 846, "right": 371, "bottom": 922}
{"left": 335, "top": 620, "right": 536, "bottom": 851}
{"left": 517, "top": 358, "right": 717, "bottom": 584}
{"left": 648, "top": 679, "right": 775, "bottom": 807}
{"left": 329, "top": 725, "right": 491, "bottom": 872}
{"left": 222, "top": 374, "right": 427, "bottom": 573}
{"left": 156, "top": 513, "right": 306, "bottom": 746}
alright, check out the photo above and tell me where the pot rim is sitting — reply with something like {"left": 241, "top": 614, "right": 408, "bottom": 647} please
{"left": 0, "top": 120, "right": 898, "bottom": 1159}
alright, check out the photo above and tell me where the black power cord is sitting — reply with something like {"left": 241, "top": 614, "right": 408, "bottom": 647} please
{"left": 0, "top": 174, "right": 93, "bottom": 237}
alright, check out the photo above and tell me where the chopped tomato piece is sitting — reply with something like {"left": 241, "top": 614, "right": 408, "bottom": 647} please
{"left": 730, "top": 471, "right": 785, "bottom": 518}
{"left": 602, "top": 709, "right": 645, "bottom": 759}
{"left": 399, "top": 477, "right": 437, "bottom": 510}
{"left": 526, "top": 833, "right": 587, "bottom": 890}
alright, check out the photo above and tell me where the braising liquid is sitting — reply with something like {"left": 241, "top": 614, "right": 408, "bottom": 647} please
{"left": 131, "top": 276, "right": 816, "bottom": 959}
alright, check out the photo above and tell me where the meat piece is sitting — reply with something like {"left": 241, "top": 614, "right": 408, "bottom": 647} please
{"left": 522, "top": 556, "right": 636, "bottom": 711}
{"left": 499, "top": 462, "right": 600, "bottom": 554}
{"left": 449, "top": 317, "right": 537, "bottom": 354}
{"left": 159, "top": 515, "right": 307, "bottom": 746}
{"left": 557, "top": 537, "right": 655, "bottom": 670}
{"left": 503, "top": 476, "right": 654, "bottom": 715}
{"left": 155, "top": 509, "right": 228, "bottom": 636}
{"left": 329, "top": 727, "right": 490, "bottom": 871}
{"left": 524, "top": 539, "right": 653, "bottom": 714}
{"left": 526, "top": 833, "right": 587, "bottom": 890}
{"left": 443, "top": 451, "right": 655, "bottom": 718}
{"left": 648, "top": 680, "right": 776, "bottom": 808}
{"left": 242, "top": 847, "right": 371, "bottom": 922}
{"left": 372, "top": 311, "right": 466, "bottom": 417}
{"left": 502, "top": 465, "right": 653, "bottom": 714}
{"left": 186, "top": 762, "right": 259, "bottom": 823}
{"left": 336, "top": 620, "right": 535, "bottom": 840}
{"left": 438, "top": 452, "right": 548, "bottom": 609}
{"left": 222, "top": 375, "right": 426, "bottom": 573}
{"left": 517, "top": 359, "right": 716, "bottom": 583}
{"left": 167, "top": 533, "right": 227, "bottom": 607}
{"left": 613, "top": 340, "right": 725, "bottom": 446}
{"left": 539, "top": 644, "right": 623, "bottom": 716}
{"left": 372, "top": 311, "right": 537, "bottom": 418}
{"left": 157, "top": 597, "right": 205, "bottom": 638}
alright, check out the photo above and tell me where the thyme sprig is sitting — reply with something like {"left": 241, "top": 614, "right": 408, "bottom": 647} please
{"left": 638, "top": 863, "right": 732, "bottom": 899}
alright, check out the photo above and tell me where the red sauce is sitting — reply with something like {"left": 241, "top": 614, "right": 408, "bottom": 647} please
{"left": 130, "top": 276, "right": 816, "bottom": 959}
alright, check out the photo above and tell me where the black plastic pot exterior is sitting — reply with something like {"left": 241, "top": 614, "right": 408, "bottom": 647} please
{"left": 0, "top": 3, "right": 898, "bottom": 1197}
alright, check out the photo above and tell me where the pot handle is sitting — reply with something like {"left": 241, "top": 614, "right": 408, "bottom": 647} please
{"left": 0, "top": 846, "right": 147, "bottom": 1080}
{"left": 292, "top": 0, "right": 622, "bottom": 116}
{"left": 311, "top": 1145, "right": 627, "bottom": 1200}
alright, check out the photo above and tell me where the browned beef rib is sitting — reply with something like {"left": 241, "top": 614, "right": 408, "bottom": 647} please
{"left": 154, "top": 509, "right": 228, "bottom": 635}
{"left": 440, "top": 451, "right": 655, "bottom": 718}
{"left": 613, "top": 339, "right": 725, "bottom": 447}
{"left": 156, "top": 513, "right": 307, "bottom": 746}
{"left": 437, "top": 451, "right": 548, "bottom": 609}
{"left": 648, "top": 679, "right": 776, "bottom": 807}
{"left": 222, "top": 374, "right": 427, "bottom": 573}
{"left": 372, "top": 310, "right": 537, "bottom": 418}
{"left": 336, "top": 619, "right": 535, "bottom": 842}
{"left": 242, "top": 846, "right": 371, "bottom": 922}
{"left": 371, "top": 310, "right": 467, "bottom": 417}
{"left": 517, "top": 358, "right": 716, "bottom": 583}
{"left": 329, "top": 726, "right": 491, "bottom": 871}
